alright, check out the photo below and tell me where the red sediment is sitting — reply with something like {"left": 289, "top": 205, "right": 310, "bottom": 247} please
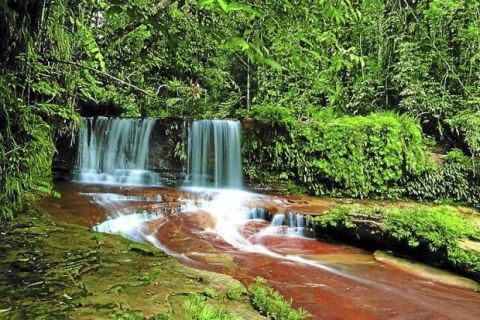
{"left": 41, "top": 183, "right": 480, "bottom": 320}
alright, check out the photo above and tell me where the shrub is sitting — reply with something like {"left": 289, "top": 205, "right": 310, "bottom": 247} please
{"left": 252, "top": 104, "right": 295, "bottom": 125}
{"left": 384, "top": 206, "right": 477, "bottom": 251}
{"left": 226, "top": 284, "right": 244, "bottom": 301}
{"left": 0, "top": 75, "right": 57, "bottom": 220}
{"left": 244, "top": 112, "right": 428, "bottom": 199}
{"left": 311, "top": 205, "right": 480, "bottom": 275}
{"left": 405, "top": 149, "right": 480, "bottom": 205}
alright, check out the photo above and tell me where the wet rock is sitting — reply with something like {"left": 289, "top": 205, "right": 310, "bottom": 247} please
{"left": 374, "top": 250, "right": 480, "bottom": 291}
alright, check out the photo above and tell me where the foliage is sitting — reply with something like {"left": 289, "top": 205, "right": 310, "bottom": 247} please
{"left": 252, "top": 105, "right": 295, "bottom": 125}
{"left": 226, "top": 284, "right": 244, "bottom": 301}
{"left": 449, "top": 112, "right": 480, "bottom": 162}
{"left": 384, "top": 206, "right": 480, "bottom": 272}
{"left": 248, "top": 277, "right": 310, "bottom": 320}
{"left": 185, "top": 294, "right": 238, "bottom": 320}
{"left": 405, "top": 149, "right": 480, "bottom": 206}
{"left": 312, "top": 206, "right": 356, "bottom": 229}
{"left": 311, "top": 205, "right": 480, "bottom": 274}
{"left": 2, "top": 0, "right": 480, "bottom": 218}
{"left": 202, "top": 287, "right": 218, "bottom": 299}
{"left": 0, "top": 74, "right": 57, "bottom": 220}
{"left": 384, "top": 206, "right": 477, "bottom": 251}
{"left": 244, "top": 112, "right": 428, "bottom": 199}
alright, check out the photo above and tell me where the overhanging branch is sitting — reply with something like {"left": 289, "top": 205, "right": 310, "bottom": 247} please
{"left": 51, "top": 59, "right": 154, "bottom": 96}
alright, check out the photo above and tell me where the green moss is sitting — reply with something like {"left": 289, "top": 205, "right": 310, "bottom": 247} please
{"left": 129, "top": 242, "right": 168, "bottom": 257}
{"left": 244, "top": 112, "right": 427, "bottom": 199}
{"left": 202, "top": 287, "right": 218, "bottom": 299}
{"left": 311, "top": 204, "right": 480, "bottom": 277}
{"left": 0, "top": 208, "right": 265, "bottom": 319}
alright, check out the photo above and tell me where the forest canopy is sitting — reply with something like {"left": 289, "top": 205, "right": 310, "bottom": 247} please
{"left": 2, "top": 0, "right": 480, "bottom": 218}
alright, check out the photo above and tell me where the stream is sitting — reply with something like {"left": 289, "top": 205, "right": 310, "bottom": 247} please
{"left": 41, "top": 118, "right": 480, "bottom": 319}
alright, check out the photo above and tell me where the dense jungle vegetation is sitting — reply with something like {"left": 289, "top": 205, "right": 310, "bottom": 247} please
{"left": 2, "top": 0, "right": 480, "bottom": 219}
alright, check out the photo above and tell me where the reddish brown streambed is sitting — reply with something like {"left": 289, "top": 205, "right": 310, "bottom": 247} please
{"left": 39, "top": 182, "right": 480, "bottom": 320}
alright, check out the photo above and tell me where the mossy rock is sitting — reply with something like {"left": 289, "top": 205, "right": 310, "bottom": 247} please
{"left": 0, "top": 208, "right": 264, "bottom": 319}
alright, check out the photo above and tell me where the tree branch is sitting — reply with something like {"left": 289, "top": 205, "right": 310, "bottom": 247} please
{"left": 51, "top": 59, "right": 154, "bottom": 96}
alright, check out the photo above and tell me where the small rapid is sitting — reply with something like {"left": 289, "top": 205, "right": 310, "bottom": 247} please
{"left": 178, "top": 188, "right": 347, "bottom": 276}
{"left": 179, "top": 120, "right": 330, "bottom": 270}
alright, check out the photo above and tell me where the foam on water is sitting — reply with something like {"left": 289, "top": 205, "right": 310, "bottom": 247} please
{"left": 94, "top": 212, "right": 159, "bottom": 242}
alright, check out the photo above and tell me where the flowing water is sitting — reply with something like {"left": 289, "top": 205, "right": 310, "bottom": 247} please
{"left": 40, "top": 118, "right": 480, "bottom": 319}
{"left": 75, "top": 117, "right": 161, "bottom": 186}
{"left": 185, "top": 120, "right": 243, "bottom": 188}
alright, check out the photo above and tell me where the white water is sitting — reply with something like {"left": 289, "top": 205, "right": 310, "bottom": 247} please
{"left": 94, "top": 213, "right": 157, "bottom": 242}
{"left": 259, "top": 212, "right": 310, "bottom": 237}
{"left": 75, "top": 117, "right": 161, "bottom": 186}
{"left": 178, "top": 189, "right": 346, "bottom": 275}
{"left": 185, "top": 120, "right": 243, "bottom": 188}
{"left": 81, "top": 118, "right": 344, "bottom": 275}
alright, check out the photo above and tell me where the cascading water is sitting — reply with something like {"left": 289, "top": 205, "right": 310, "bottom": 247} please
{"left": 179, "top": 119, "right": 335, "bottom": 270}
{"left": 185, "top": 120, "right": 243, "bottom": 189}
{"left": 75, "top": 117, "right": 161, "bottom": 186}
{"left": 81, "top": 117, "right": 341, "bottom": 276}
{"left": 259, "top": 212, "right": 311, "bottom": 237}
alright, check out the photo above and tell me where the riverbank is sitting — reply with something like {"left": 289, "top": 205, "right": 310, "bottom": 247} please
{"left": 21, "top": 182, "right": 479, "bottom": 319}
{"left": 309, "top": 203, "right": 480, "bottom": 281}
{"left": 0, "top": 207, "right": 266, "bottom": 319}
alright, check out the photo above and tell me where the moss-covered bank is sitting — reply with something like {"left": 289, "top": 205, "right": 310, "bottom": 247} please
{"left": 310, "top": 204, "right": 480, "bottom": 281}
{"left": 0, "top": 208, "right": 265, "bottom": 319}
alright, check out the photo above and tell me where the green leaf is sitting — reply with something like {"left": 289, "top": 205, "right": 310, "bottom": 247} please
{"left": 224, "top": 37, "right": 250, "bottom": 51}
{"left": 166, "top": 98, "right": 182, "bottom": 107}
{"left": 216, "top": 0, "right": 228, "bottom": 11}
{"left": 106, "top": 6, "right": 122, "bottom": 16}
{"left": 198, "top": 0, "right": 214, "bottom": 7}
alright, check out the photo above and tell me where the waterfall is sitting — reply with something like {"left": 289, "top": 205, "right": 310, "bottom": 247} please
{"left": 75, "top": 117, "right": 161, "bottom": 186}
{"left": 258, "top": 212, "right": 311, "bottom": 237}
{"left": 185, "top": 120, "right": 243, "bottom": 189}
